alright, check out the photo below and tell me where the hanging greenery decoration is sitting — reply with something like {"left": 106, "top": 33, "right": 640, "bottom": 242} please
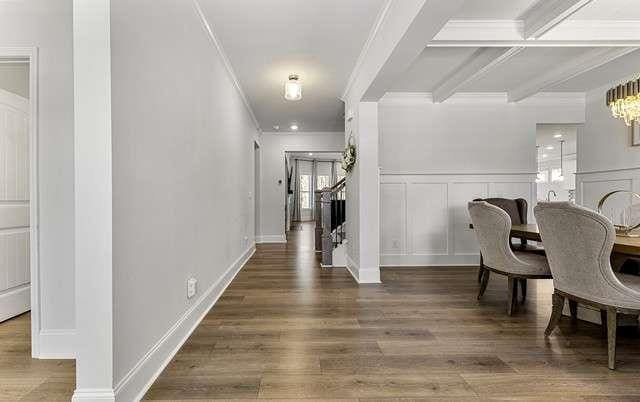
{"left": 342, "top": 132, "right": 356, "bottom": 173}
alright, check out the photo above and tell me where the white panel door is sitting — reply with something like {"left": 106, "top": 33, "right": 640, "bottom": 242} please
{"left": 0, "top": 89, "right": 30, "bottom": 322}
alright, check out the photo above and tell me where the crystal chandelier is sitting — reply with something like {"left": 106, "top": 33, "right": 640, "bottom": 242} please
{"left": 607, "top": 77, "right": 640, "bottom": 126}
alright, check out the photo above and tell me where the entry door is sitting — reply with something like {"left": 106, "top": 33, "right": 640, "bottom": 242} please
{"left": 0, "top": 89, "right": 30, "bottom": 322}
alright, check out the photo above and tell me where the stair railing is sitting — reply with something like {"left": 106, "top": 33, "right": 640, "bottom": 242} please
{"left": 315, "top": 178, "right": 346, "bottom": 266}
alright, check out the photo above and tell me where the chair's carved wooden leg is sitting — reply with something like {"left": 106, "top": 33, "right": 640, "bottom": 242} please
{"left": 477, "top": 254, "right": 484, "bottom": 283}
{"left": 545, "top": 292, "right": 565, "bottom": 336}
{"left": 520, "top": 279, "right": 527, "bottom": 303}
{"left": 477, "top": 269, "right": 490, "bottom": 300}
{"left": 507, "top": 277, "right": 517, "bottom": 316}
{"left": 607, "top": 308, "right": 618, "bottom": 370}
{"left": 569, "top": 300, "right": 578, "bottom": 322}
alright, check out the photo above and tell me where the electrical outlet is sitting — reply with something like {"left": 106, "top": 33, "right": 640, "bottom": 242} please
{"left": 392, "top": 239, "right": 400, "bottom": 249}
{"left": 187, "top": 277, "right": 197, "bottom": 299}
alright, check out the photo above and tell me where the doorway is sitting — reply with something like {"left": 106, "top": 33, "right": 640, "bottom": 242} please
{"left": 0, "top": 48, "right": 40, "bottom": 357}
{"left": 536, "top": 124, "right": 578, "bottom": 203}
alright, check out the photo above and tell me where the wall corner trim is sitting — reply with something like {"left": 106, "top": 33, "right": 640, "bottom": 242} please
{"left": 346, "top": 254, "right": 381, "bottom": 284}
{"left": 112, "top": 243, "right": 256, "bottom": 402}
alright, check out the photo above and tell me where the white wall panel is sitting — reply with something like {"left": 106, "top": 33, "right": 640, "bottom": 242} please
{"left": 380, "top": 174, "right": 535, "bottom": 266}
{"left": 451, "top": 182, "right": 487, "bottom": 255}
{"left": 408, "top": 183, "right": 448, "bottom": 255}
{"left": 380, "top": 183, "right": 406, "bottom": 254}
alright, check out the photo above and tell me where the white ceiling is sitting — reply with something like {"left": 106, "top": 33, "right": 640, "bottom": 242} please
{"left": 199, "top": 0, "right": 386, "bottom": 132}
{"left": 391, "top": 0, "right": 640, "bottom": 96}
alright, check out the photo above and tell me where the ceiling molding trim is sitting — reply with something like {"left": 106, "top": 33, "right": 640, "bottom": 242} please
{"left": 340, "top": 0, "right": 393, "bottom": 101}
{"left": 507, "top": 47, "right": 637, "bottom": 102}
{"left": 521, "top": 0, "right": 594, "bottom": 39}
{"left": 428, "top": 40, "right": 640, "bottom": 47}
{"left": 380, "top": 91, "right": 586, "bottom": 105}
{"left": 432, "top": 19, "right": 640, "bottom": 43}
{"left": 434, "top": 19, "right": 523, "bottom": 41}
{"left": 432, "top": 47, "right": 524, "bottom": 103}
{"left": 192, "top": 0, "right": 261, "bottom": 133}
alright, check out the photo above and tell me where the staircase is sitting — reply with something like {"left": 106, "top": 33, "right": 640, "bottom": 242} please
{"left": 314, "top": 178, "right": 346, "bottom": 266}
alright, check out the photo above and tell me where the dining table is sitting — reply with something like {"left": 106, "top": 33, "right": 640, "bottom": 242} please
{"left": 469, "top": 223, "right": 640, "bottom": 257}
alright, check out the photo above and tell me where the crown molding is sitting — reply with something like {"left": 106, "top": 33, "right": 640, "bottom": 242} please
{"left": 380, "top": 91, "right": 586, "bottom": 105}
{"left": 432, "top": 19, "right": 640, "bottom": 44}
{"left": 192, "top": 0, "right": 261, "bottom": 133}
{"left": 341, "top": 0, "right": 393, "bottom": 101}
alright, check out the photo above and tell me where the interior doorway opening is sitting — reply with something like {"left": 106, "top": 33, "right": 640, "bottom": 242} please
{"left": 535, "top": 124, "right": 579, "bottom": 203}
{"left": 284, "top": 151, "right": 344, "bottom": 233}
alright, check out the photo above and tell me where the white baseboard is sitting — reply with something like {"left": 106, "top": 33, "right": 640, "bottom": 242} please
{"left": 345, "top": 254, "right": 380, "bottom": 284}
{"left": 256, "top": 234, "right": 287, "bottom": 243}
{"left": 380, "top": 254, "right": 479, "bottom": 267}
{"left": 72, "top": 389, "right": 115, "bottom": 402}
{"left": 92, "top": 243, "right": 256, "bottom": 402}
{"left": 0, "top": 283, "right": 30, "bottom": 322}
{"left": 38, "top": 329, "right": 76, "bottom": 359}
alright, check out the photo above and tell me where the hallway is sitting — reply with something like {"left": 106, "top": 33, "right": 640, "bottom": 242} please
{"left": 144, "top": 222, "right": 640, "bottom": 400}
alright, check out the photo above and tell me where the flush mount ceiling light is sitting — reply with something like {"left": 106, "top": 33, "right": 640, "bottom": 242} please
{"left": 545, "top": 146, "right": 554, "bottom": 150}
{"left": 284, "top": 74, "right": 302, "bottom": 101}
{"left": 553, "top": 133, "right": 563, "bottom": 138}
{"left": 273, "top": 125, "right": 280, "bottom": 130}
{"left": 290, "top": 124, "right": 299, "bottom": 131}
{"left": 308, "top": 153, "right": 313, "bottom": 156}
{"left": 607, "top": 77, "right": 640, "bottom": 126}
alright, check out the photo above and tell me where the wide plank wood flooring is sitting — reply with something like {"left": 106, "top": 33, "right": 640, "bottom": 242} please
{"left": 0, "top": 313, "right": 75, "bottom": 401}
{"left": 144, "top": 222, "right": 640, "bottom": 401}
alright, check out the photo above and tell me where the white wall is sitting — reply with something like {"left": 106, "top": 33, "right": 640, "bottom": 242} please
{"left": 379, "top": 94, "right": 585, "bottom": 266}
{"left": 0, "top": 0, "right": 75, "bottom": 355}
{"left": 108, "top": 0, "right": 260, "bottom": 398}
{"left": 577, "top": 80, "right": 640, "bottom": 214}
{"left": 259, "top": 132, "right": 344, "bottom": 242}
{"left": 0, "top": 63, "right": 29, "bottom": 98}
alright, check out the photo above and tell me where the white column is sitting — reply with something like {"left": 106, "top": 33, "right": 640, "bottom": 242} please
{"left": 345, "top": 101, "right": 380, "bottom": 283}
{"left": 72, "top": 0, "right": 115, "bottom": 400}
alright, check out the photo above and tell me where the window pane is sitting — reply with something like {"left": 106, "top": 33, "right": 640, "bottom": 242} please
{"left": 300, "top": 192, "right": 310, "bottom": 209}
{"left": 299, "top": 175, "right": 310, "bottom": 191}
{"left": 317, "top": 175, "right": 330, "bottom": 190}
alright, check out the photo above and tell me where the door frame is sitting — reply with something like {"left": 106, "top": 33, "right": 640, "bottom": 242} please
{"left": 253, "top": 139, "right": 261, "bottom": 243}
{"left": 0, "top": 47, "right": 41, "bottom": 357}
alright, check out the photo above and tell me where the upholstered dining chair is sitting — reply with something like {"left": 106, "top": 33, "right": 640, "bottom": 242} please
{"left": 535, "top": 202, "right": 640, "bottom": 370}
{"left": 473, "top": 198, "right": 544, "bottom": 284}
{"left": 468, "top": 201, "right": 552, "bottom": 315}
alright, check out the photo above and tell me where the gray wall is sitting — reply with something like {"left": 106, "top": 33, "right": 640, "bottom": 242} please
{"left": 110, "top": 0, "right": 260, "bottom": 384}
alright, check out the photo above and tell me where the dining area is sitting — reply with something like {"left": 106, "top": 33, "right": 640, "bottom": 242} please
{"left": 469, "top": 196, "right": 640, "bottom": 371}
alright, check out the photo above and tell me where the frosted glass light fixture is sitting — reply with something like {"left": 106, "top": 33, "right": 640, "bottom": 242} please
{"left": 284, "top": 74, "right": 302, "bottom": 101}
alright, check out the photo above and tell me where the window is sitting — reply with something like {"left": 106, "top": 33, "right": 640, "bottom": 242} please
{"left": 299, "top": 174, "right": 311, "bottom": 209}
{"left": 317, "top": 175, "right": 330, "bottom": 190}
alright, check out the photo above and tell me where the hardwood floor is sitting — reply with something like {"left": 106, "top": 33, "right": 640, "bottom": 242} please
{"left": 0, "top": 313, "right": 75, "bottom": 401}
{"left": 144, "top": 222, "right": 640, "bottom": 401}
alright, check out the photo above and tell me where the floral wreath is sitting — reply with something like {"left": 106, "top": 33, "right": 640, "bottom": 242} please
{"left": 342, "top": 132, "right": 356, "bottom": 173}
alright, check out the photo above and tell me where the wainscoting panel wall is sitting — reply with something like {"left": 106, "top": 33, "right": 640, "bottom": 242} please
{"left": 380, "top": 173, "right": 536, "bottom": 266}
{"left": 576, "top": 167, "right": 640, "bottom": 224}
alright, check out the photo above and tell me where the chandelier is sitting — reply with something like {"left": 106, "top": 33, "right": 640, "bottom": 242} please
{"left": 607, "top": 77, "right": 640, "bottom": 126}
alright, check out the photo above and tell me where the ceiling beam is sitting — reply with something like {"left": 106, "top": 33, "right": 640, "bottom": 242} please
{"left": 432, "top": 20, "right": 640, "bottom": 43}
{"left": 521, "top": 0, "right": 594, "bottom": 39}
{"left": 428, "top": 40, "right": 640, "bottom": 47}
{"left": 508, "top": 47, "right": 637, "bottom": 102}
{"left": 432, "top": 47, "right": 524, "bottom": 103}
{"left": 342, "top": 0, "right": 466, "bottom": 103}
